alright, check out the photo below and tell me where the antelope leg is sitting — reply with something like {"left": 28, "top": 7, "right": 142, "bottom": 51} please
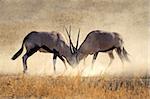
{"left": 53, "top": 54, "right": 57, "bottom": 72}
{"left": 92, "top": 52, "right": 98, "bottom": 68}
{"left": 101, "top": 52, "right": 114, "bottom": 75}
{"left": 108, "top": 51, "right": 114, "bottom": 66}
{"left": 116, "top": 47, "right": 124, "bottom": 64}
{"left": 22, "top": 46, "right": 40, "bottom": 73}
{"left": 40, "top": 46, "right": 58, "bottom": 72}
{"left": 22, "top": 54, "right": 28, "bottom": 73}
{"left": 58, "top": 55, "right": 67, "bottom": 70}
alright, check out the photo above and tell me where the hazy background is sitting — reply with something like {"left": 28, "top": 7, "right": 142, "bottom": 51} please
{"left": 0, "top": 0, "right": 149, "bottom": 76}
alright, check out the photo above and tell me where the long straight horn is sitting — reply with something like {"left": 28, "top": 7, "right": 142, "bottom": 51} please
{"left": 76, "top": 29, "right": 80, "bottom": 49}
{"left": 69, "top": 25, "right": 71, "bottom": 36}
{"left": 69, "top": 25, "right": 77, "bottom": 52}
{"left": 65, "top": 26, "right": 74, "bottom": 54}
{"left": 68, "top": 25, "right": 75, "bottom": 49}
{"left": 69, "top": 26, "right": 77, "bottom": 52}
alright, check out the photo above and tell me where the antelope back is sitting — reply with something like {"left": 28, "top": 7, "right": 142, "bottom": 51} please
{"left": 78, "top": 30, "right": 118, "bottom": 54}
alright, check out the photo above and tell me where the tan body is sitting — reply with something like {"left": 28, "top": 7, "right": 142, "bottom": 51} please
{"left": 12, "top": 31, "right": 75, "bottom": 73}
{"left": 76, "top": 30, "right": 129, "bottom": 67}
{"left": 25, "top": 31, "right": 70, "bottom": 57}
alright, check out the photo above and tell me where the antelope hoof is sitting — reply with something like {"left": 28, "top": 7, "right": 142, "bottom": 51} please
{"left": 23, "top": 69, "right": 27, "bottom": 74}
{"left": 23, "top": 70, "right": 26, "bottom": 74}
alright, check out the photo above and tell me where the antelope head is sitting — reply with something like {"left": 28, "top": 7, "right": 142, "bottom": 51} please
{"left": 65, "top": 26, "right": 80, "bottom": 66}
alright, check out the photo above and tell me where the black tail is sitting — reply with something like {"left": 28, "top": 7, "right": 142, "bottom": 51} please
{"left": 122, "top": 47, "right": 130, "bottom": 62}
{"left": 11, "top": 31, "right": 38, "bottom": 60}
{"left": 11, "top": 44, "right": 24, "bottom": 60}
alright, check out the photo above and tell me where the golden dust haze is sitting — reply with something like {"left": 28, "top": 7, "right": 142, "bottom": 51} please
{"left": 0, "top": 0, "right": 149, "bottom": 76}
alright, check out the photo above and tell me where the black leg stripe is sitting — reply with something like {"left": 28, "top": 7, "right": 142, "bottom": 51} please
{"left": 99, "top": 46, "right": 116, "bottom": 52}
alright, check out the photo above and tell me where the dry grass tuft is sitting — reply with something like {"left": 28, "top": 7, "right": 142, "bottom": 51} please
{"left": 0, "top": 74, "right": 149, "bottom": 99}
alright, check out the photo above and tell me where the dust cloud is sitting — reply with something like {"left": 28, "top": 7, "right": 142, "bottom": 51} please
{"left": 0, "top": 0, "right": 149, "bottom": 76}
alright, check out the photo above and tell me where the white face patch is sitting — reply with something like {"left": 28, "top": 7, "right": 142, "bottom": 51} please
{"left": 69, "top": 56, "right": 77, "bottom": 67}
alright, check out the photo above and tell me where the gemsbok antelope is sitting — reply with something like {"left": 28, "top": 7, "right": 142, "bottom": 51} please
{"left": 67, "top": 30, "right": 130, "bottom": 72}
{"left": 11, "top": 30, "right": 79, "bottom": 73}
